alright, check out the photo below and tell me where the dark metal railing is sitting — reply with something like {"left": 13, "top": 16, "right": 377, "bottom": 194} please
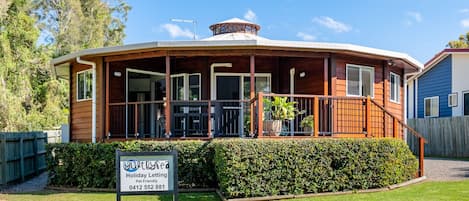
{"left": 109, "top": 101, "right": 165, "bottom": 139}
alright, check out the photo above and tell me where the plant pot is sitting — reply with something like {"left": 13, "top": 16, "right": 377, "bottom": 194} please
{"left": 264, "top": 120, "right": 282, "bottom": 136}
{"left": 303, "top": 127, "right": 313, "bottom": 136}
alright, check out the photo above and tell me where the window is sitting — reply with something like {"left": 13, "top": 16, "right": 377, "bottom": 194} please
{"left": 448, "top": 93, "right": 458, "bottom": 107}
{"left": 464, "top": 91, "right": 469, "bottom": 116}
{"left": 424, "top": 96, "right": 439, "bottom": 118}
{"left": 189, "top": 75, "right": 200, "bottom": 100}
{"left": 171, "top": 74, "right": 200, "bottom": 100}
{"left": 172, "top": 75, "right": 185, "bottom": 100}
{"left": 346, "top": 64, "right": 374, "bottom": 97}
{"left": 77, "top": 70, "right": 92, "bottom": 101}
{"left": 243, "top": 76, "right": 271, "bottom": 100}
{"left": 390, "top": 72, "right": 400, "bottom": 103}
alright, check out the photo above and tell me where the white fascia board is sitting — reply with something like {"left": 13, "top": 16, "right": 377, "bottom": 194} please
{"left": 51, "top": 39, "right": 423, "bottom": 70}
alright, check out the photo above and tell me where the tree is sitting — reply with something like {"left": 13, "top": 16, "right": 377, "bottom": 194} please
{"left": 0, "top": 0, "right": 130, "bottom": 131}
{"left": 35, "top": 0, "right": 130, "bottom": 57}
{"left": 447, "top": 32, "right": 469, "bottom": 48}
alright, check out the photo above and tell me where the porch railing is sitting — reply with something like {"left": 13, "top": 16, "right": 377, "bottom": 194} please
{"left": 108, "top": 101, "right": 165, "bottom": 139}
{"left": 108, "top": 99, "right": 257, "bottom": 139}
{"left": 255, "top": 93, "right": 426, "bottom": 177}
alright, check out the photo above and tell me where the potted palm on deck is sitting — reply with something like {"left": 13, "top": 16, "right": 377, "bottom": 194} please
{"left": 263, "top": 96, "right": 303, "bottom": 136}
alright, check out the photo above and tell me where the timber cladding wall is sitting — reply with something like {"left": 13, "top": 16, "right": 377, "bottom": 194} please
{"left": 408, "top": 117, "right": 469, "bottom": 157}
{"left": 70, "top": 58, "right": 104, "bottom": 142}
{"left": 334, "top": 55, "right": 403, "bottom": 120}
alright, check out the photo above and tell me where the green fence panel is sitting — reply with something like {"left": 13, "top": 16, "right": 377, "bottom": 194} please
{"left": 0, "top": 132, "right": 47, "bottom": 186}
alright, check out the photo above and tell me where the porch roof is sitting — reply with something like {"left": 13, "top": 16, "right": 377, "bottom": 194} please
{"left": 51, "top": 38, "right": 423, "bottom": 70}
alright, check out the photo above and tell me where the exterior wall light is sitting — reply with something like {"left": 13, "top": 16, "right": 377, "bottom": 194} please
{"left": 114, "top": 71, "right": 122, "bottom": 77}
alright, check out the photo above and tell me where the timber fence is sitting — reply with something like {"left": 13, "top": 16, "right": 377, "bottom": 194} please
{"left": 407, "top": 117, "right": 469, "bottom": 157}
{"left": 0, "top": 132, "right": 47, "bottom": 186}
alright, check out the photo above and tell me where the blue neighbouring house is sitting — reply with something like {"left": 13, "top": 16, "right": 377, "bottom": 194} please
{"left": 407, "top": 49, "right": 469, "bottom": 119}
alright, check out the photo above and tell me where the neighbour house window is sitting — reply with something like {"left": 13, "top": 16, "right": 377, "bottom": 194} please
{"left": 77, "top": 70, "right": 92, "bottom": 101}
{"left": 448, "top": 93, "right": 457, "bottom": 107}
{"left": 171, "top": 74, "right": 201, "bottom": 100}
{"left": 390, "top": 72, "right": 400, "bottom": 103}
{"left": 464, "top": 91, "right": 469, "bottom": 116}
{"left": 424, "top": 96, "right": 439, "bottom": 118}
{"left": 346, "top": 64, "right": 374, "bottom": 97}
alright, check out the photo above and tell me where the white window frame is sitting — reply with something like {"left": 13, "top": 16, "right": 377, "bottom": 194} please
{"left": 424, "top": 96, "right": 439, "bottom": 118}
{"left": 171, "top": 73, "right": 201, "bottom": 100}
{"left": 463, "top": 91, "right": 469, "bottom": 116}
{"left": 76, "top": 69, "right": 92, "bottom": 101}
{"left": 346, "top": 64, "right": 374, "bottom": 97}
{"left": 390, "top": 72, "right": 400, "bottom": 103}
{"left": 448, "top": 93, "right": 458, "bottom": 107}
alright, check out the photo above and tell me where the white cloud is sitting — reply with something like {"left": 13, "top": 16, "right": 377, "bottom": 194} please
{"left": 460, "top": 8, "right": 469, "bottom": 13}
{"left": 313, "top": 16, "right": 351, "bottom": 33}
{"left": 407, "top": 11, "right": 422, "bottom": 23}
{"left": 461, "top": 19, "right": 469, "bottom": 28}
{"left": 160, "top": 23, "right": 194, "bottom": 39}
{"left": 296, "top": 32, "right": 316, "bottom": 41}
{"left": 244, "top": 9, "right": 257, "bottom": 22}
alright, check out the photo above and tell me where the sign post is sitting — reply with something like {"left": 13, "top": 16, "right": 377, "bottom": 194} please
{"left": 116, "top": 150, "right": 178, "bottom": 201}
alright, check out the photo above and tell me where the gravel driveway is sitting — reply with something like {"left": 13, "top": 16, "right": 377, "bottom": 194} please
{"left": 0, "top": 172, "right": 48, "bottom": 193}
{"left": 425, "top": 158, "right": 469, "bottom": 181}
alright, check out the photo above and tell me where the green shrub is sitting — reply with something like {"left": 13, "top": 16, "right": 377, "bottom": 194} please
{"left": 46, "top": 141, "right": 216, "bottom": 189}
{"left": 212, "top": 138, "right": 418, "bottom": 198}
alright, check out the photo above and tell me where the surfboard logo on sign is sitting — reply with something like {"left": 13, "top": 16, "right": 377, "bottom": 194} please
{"left": 123, "top": 160, "right": 170, "bottom": 173}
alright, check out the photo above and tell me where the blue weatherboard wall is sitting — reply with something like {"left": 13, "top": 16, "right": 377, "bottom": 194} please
{"left": 417, "top": 55, "right": 452, "bottom": 118}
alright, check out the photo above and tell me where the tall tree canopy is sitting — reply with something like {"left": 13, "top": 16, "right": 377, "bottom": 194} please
{"left": 447, "top": 32, "right": 469, "bottom": 48}
{"left": 0, "top": 0, "right": 130, "bottom": 131}
{"left": 35, "top": 0, "right": 130, "bottom": 57}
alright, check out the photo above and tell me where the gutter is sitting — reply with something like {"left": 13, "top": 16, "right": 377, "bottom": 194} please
{"left": 403, "top": 70, "right": 422, "bottom": 141}
{"left": 76, "top": 57, "right": 97, "bottom": 143}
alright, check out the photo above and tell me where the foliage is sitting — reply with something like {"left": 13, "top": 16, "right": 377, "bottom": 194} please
{"left": 0, "top": 0, "right": 67, "bottom": 131}
{"left": 46, "top": 141, "right": 216, "bottom": 189}
{"left": 447, "top": 32, "right": 469, "bottom": 48}
{"left": 264, "top": 96, "right": 304, "bottom": 120}
{"left": 300, "top": 115, "right": 314, "bottom": 129}
{"left": 212, "top": 138, "right": 418, "bottom": 199}
{"left": 34, "top": 0, "right": 131, "bottom": 57}
{"left": 0, "top": 0, "right": 130, "bottom": 131}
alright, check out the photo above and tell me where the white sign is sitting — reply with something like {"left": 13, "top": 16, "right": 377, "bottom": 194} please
{"left": 119, "top": 155, "right": 174, "bottom": 192}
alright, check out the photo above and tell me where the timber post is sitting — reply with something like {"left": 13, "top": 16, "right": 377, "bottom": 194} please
{"left": 207, "top": 100, "right": 212, "bottom": 138}
{"left": 393, "top": 118, "right": 399, "bottom": 138}
{"left": 419, "top": 137, "right": 424, "bottom": 177}
{"left": 165, "top": 55, "right": 171, "bottom": 138}
{"left": 366, "top": 96, "right": 371, "bottom": 137}
{"left": 257, "top": 92, "right": 264, "bottom": 138}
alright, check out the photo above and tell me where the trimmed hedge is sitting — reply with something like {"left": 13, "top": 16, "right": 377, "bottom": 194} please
{"left": 47, "top": 138, "right": 418, "bottom": 198}
{"left": 212, "top": 138, "right": 418, "bottom": 198}
{"left": 46, "top": 141, "right": 216, "bottom": 189}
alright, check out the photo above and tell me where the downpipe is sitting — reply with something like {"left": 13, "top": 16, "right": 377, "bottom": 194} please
{"left": 76, "top": 57, "right": 97, "bottom": 143}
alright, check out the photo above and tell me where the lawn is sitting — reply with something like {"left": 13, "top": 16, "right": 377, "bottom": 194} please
{"left": 1, "top": 181, "right": 469, "bottom": 201}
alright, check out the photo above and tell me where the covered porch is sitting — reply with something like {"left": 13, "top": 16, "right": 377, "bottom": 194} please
{"left": 105, "top": 51, "right": 331, "bottom": 139}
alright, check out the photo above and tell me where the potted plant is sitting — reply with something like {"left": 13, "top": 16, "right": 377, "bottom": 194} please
{"left": 300, "top": 115, "right": 314, "bottom": 135}
{"left": 263, "top": 96, "right": 303, "bottom": 136}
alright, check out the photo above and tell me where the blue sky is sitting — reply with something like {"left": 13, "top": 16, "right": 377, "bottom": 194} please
{"left": 124, "top": 0, "right": 469, "bottom": 63}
